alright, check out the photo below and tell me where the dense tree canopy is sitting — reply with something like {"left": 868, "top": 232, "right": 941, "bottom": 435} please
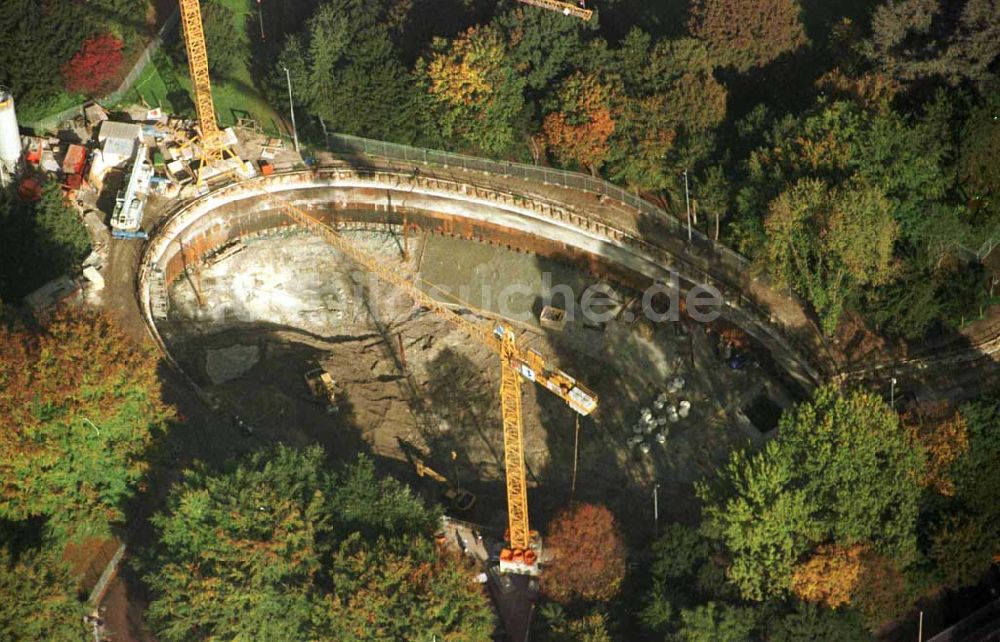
{"left": 729, "top": 93, "right": 989, "bottom": 338}
{"left": 698, "top": 386, "right": 924, "bottom": 601}
{"left": 542, "top": 72, "right": 616, "bottom": 173}
{"left": 273, "top": 0, "right": 423, "bottom": 142}
{"left": 607, "top": 33, "right": 726, "bottom": 199}
{"left": 687, "top": 0, "right": 808, "bottom": 70}
{"left": 638, "top": 387, "right": 990, "bottom": 638}
{"left": 0, "top": 0, "right": 147, "bottom": 108}
{"left": 0, "top": 184, "right": 91, "bottom": 303}
{"left": 421, "top": 24, "right": 527, "bottom": 154}
{"left": 862, "top": 0, "right": 1000, "bottom": 90}
{"left": 763, "top": 178, "right": 897, "bottom": 333}
{"left": 318, "top": 534, "right": 493, "bottom": 641}
{"left": 0, "top": 545, "right": 86, "bottom": 641}
{"left": 142, "top": 447, "right": 490, "bottom": 641}
{"left": 201, "top": 0, "right": 244, "bottom": 78}
{"left": 0, "top": 310, "right": 173, "bottom": 539}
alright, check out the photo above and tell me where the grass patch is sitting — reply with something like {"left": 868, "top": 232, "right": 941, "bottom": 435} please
{"left": 118, "top": 0, "right": 288, "bottom": 136}
{"left": 18, "top": 92, "right": 86, "bottom": 125}
{"left": 123, "top": 52, "right": 181, "bottom": 113}
{"left": 210, "top": 0, "right": 287, "bottom": 134}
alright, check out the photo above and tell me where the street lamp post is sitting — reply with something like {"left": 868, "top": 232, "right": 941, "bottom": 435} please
{"left": 653, "top": 483, "right": 660, "bottom": 538}
{"left": 683, "top": 169, "right": 692, "bottom": 243}
{"left": 891, "top": 377, "right": 897, "bottom": 408}
{"left": 281, "top": 64, "right": 299, "bottom": 154}
{"left": 256, "top": 0, "right": 265, "bottom": 40}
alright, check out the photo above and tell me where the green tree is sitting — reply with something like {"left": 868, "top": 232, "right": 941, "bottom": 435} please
{"left": 862, "top": 0, "right": 1000, "bottom": 90}
{"left": 677, "top": 602, "right": 758, "bottom": 642}
{"left": 929, "top": 515, "right": 995, "bottom": 589}
{"left": 922, "top": 398, "right": 1000, "bottom": 589}
{"left": 0, "top": 310, "right": 173, "bottom": 539}
{"left": 0, "top": 183, "right": 90, "bottom": 302}
{"left": 0, "top": 545, "right": 86, "bottom": 641}
{"left": 687, "top": 0, "right": 807, "bottom": 70}
{"left": 763, "top": 178, "right": 897, "bottom": 334}
{"left": 329, "top": 453, "right": 440, "bottom": 538}
{"left": 0, "top": 0, "right": 92, "bottom": 105}
{"left": 640, "top": 523, "right": 735, "bottom": 636}
{"left": 549, "top": 611, "right": 612, "bottom": 642}
{"left": 959, "top": 89, "right": 1000, "bottom": 227}
{"left": 768, "top": 602, "right": 870, "bottom": 641}
{"left": 35, "top": 183, "right": 91, "bottom": 276}
{"left": 419, "top": 24, "right": 526, "bottom": 154}
{"left": 952, "top": 400, "right": 1000, "bottom": 526}
{"left": 142, "top": 447, "right": 486, "bottom": 641}
{"left": 201, "top": 0, "right": 244, "bottom": 77}
{"left": 318, "top": 534, "right": 493, "bottom": 641}
{"left": 143, "top": 446, "right": 333, "bottom": 641}
{"left": 497, "top": 5, "right": 593, "bottom": 94}
{"left": 698, "top": 386, "right": 924, "bottom": 601}
{"left": 273, "top": 0, "right": 424, "bottom": 143}
{"left": 606, "top": 33, "right": 727, "bottom": 200}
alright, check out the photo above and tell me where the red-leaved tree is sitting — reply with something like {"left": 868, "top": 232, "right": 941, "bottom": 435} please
{"left": 62, "top": 33, "right": 124, "bottom": 96}
{"left": 542, "top": 503, "right": 626, "bottom": 603}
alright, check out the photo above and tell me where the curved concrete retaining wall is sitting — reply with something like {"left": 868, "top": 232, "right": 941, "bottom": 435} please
{"left": 139, "top": 168, "right": 821, "bottom": 389}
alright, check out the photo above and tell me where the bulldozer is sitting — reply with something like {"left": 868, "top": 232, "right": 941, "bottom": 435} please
{"left": 304, "top": 368, "right": 339, "bottom": 415}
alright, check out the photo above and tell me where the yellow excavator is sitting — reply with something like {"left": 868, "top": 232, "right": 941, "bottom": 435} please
{"left": 177, "top": 0, "right": 598, "bottom": 575}
{"left": 398, "top": 438, "right": 477, "bottom": 512}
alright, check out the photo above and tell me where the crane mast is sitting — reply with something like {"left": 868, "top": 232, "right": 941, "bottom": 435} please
{"left": 177, "top": 0, "right": 240, "bottom": 182}
{"left": 175, "top": 0, "right": 596, "bottom": 574}
{"left": 277, "top": 198, "right": 597, "bottom": 572}
{"left": 498, "top": 329, "right": 530, "bottom": 554}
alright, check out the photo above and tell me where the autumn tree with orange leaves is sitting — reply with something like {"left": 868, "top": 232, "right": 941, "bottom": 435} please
{"left": 904, "top": 402, "right": 969, "bottom": 496}
{"left": 420, "top": 25, "right": 525, "bottom": 155}
{"left": 688, "top": 0, "right": 807, "bottom": 71}
{"left": 791, "top": 544, "right": 865, "bottom": 608}
{"left": 542, "top": 73, "right": 617, "bottom": 174}
{"left": 607, "top": 33, "right": 728, "bottom": 200}
{"left": 543, "top": 503, "right": 626, "bottom": 604}
{"left": 0, "top": 309, "right": 173, "bottom": 539}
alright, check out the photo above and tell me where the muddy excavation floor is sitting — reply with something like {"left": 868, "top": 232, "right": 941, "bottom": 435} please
{"left": 158, "top": 227, "right": 792, "bottom": 539}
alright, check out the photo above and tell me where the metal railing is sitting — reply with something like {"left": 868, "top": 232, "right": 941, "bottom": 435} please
{"left": 326, "top": 133, "right": 752, "bottom": 270}
{"left": 320, "top": 137, "right": 828, "bottom": 381}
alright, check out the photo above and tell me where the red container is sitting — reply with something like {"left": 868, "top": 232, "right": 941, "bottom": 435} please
{"left": 63, "top": 145, "right": 86, "bottom": 175}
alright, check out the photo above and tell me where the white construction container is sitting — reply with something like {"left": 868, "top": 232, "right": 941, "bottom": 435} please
{"left": 0, "top": 87, "right": 22, "bottom": 179}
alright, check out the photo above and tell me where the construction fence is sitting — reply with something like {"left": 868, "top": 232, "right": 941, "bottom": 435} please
{"left": 21, "top": 9, "right": 180, "bottom": 133}
{"left": 325, "top": 133, "right": 752, "bottom": 271}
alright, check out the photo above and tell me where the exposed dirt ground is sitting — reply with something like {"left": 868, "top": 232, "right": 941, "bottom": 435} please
{"left": 157, "top": 228, "right": 791, "bottom": 540}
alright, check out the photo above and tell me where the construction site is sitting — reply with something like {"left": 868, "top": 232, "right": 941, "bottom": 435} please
{"left": 154, "top": 214, "right": 792, "bottom": 524}
{"left": 1, "top": 0, "right": 821, "bottom": 638}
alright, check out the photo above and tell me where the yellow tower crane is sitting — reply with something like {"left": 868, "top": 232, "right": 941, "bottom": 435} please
{"left": 176, "top": 0, "right": 597, "bottom": 574}
{"left": 516, "top": 0, "right": 594, "bottom": 20}
{"left": 177, "top": 0, "right": 243, "bottom": 184}
{"left": 278, "top": 201, "right": 597, "bottom": 574}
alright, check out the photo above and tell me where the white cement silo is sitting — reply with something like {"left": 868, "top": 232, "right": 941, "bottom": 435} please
{"left": 0, "top": 87, "right": 23, "bottom": 182}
